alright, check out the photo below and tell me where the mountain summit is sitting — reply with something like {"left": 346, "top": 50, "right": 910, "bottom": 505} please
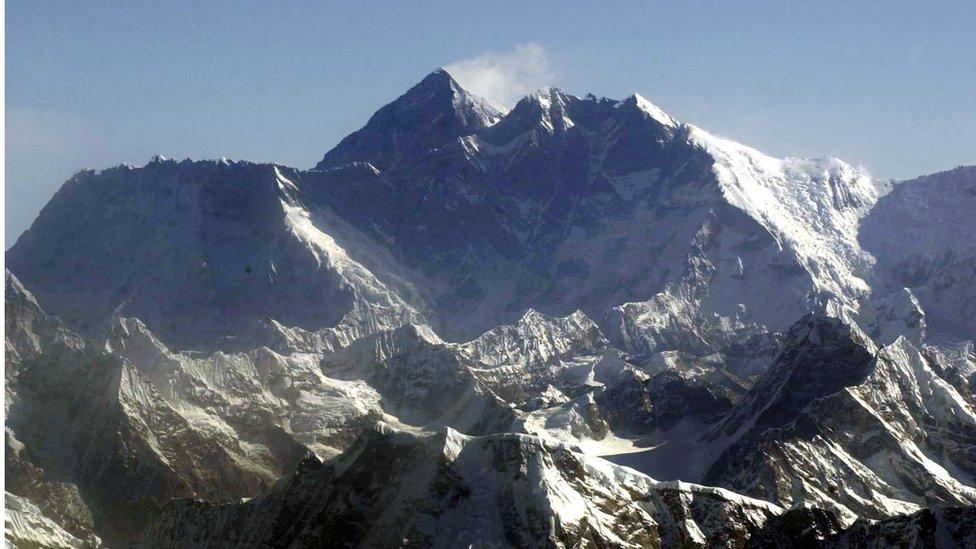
{"left": 2, "top": 71, "right": 892, "bottom": 349}
{"left": 315, "top": 68, "right": 501, "bottom": 171}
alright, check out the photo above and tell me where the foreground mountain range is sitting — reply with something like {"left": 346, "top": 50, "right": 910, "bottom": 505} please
{"left": 5, "top": 69, "right": 975, "bottom": 547}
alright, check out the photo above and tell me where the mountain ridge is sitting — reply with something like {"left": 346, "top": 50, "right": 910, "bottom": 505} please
{"left": 7, "top": 70, "right": 885, "bottom": 350}
{"left": 5, "top": 70, "right": 975, "bottom": 547}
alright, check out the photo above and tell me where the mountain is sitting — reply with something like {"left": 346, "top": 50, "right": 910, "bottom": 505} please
{"left": 5, "top": 491, "right": 98, "bottom": 549}
{"left": 860, "top": 165, "right": 976, "bottom": 340}
{"left": 5, "top": 160, "right": 426, "bottom": 353}
{"left": 141, "top": 423, "right": 783, "bottom": 548}
{"left": 744, "top": 505, "right": 976, "bottom": 548}
{"left": 4, "top": 271, "right": 311, "bottom": 545}
{"left": 141, "top": 426, "right": 976, "bottom": 548}
{"left": 7, "top": 70, "right": 884, "bottom": 357}
{"left": 826, "top": 506, "right": 976, "bottom": 548}
{"left": 315, "top": 68, "right": 502, "bottom": 171}
{"left": 704, "top": 315, "right": 976, "bottom": 523}
{"left": 5, "top": 69, "right": 975, "bottom": 546}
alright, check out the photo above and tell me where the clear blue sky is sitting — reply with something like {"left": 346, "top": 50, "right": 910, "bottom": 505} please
{"left": 7, "top": 0, "right": 975, "bottom": 246}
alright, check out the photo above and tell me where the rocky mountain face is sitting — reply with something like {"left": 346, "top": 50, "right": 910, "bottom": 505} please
{"left": 5, "top": 70, "right": 974, "bottom": 547}
{"left": 704, "top": 316, "right": 976, "bottom": 523}
{"left": 5, "top": 272, "right": 309, "bottom": 545}
{"left": 6, "top": 72, "right": 881, "bottom": 355}
{"left": 316, "top": 68, "right": 502, "bottom": 172}
{"left": 826, "top": 506, "right": 976, "bottom": 548}
{"left": 142, "top": 423, "right": 782, "bottom": 549}
{"left": 5, "top": 161, "right": 425, "bottom": 353}
{"left": 860, "top": 165, "right": 976, "bottom": 340}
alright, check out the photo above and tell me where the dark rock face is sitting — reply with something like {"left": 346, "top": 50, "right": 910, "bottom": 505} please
{"left": 746, "top": 508, "right": 844, "bottom": 548}
{"left": 141, "top": 425, "right": 780, "bottom": 548}
{"left": 704, "top": 315, "right": 880, "bottom": 512}
{"left": 710, "top": 315, "right": 877, "bottom": 442}
{"left": 705, "top": 313, "right": 976, "bottom": 521}
{"left": 5, "top": 71, "right": 803, "bottom": 352}
{"left": 594, "top": 363, "right": 742, "bottom": 436}
{"left": 860, "top": 166, "right": 976, "bottom": 292}
{"left": 315, "top": 69, "right": 501, "bottom": 171}
{"left": 828, "top": 506, "right": 976, "bottom": 548}
{"left": 307, "top": 87, "right": 741, "bottom": 344}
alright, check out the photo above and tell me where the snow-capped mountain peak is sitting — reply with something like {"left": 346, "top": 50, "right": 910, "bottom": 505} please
{"left": 622, "top": 92, "right": 677, "bottom": 128}
{"left": 315, "top": 69, "right": 501, "bottom": 171}
{"left": 686, "top": 123, "right": 883, "bottom": 316}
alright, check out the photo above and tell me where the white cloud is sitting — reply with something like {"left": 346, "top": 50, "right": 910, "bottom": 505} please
{"left": 446, "top": 43, "right": 556, "bottom": 111}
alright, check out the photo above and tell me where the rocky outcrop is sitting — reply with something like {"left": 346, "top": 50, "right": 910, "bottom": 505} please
{"left": 706, "top": 315, "right": 976, "bottom": 523}
{"left": 142, "top": 423, "right": 783, "bottom": 548}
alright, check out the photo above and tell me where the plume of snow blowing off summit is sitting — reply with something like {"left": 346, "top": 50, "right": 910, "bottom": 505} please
{"left": 445, "top": 43, "right": 556, "bottom": 111}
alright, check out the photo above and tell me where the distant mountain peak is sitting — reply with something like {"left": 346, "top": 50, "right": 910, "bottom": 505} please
{"left": 527, "top": 86, "right": 575, "bottom": 101}
{"left": 407, "top": 67, "right": 468, "bottom": 102}
{"left": 622, "top": 92, "right": 677, "bottom": 128}
{"left": 315, "top": 69, "right": 501, "bottom": 171}
{"left": 424, "top": 66, "right": 452, "bottom": 80}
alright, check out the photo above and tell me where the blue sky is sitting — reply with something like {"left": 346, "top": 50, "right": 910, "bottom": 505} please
{"left": 7, "top": 0, "right": 975, "bottom": 246}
